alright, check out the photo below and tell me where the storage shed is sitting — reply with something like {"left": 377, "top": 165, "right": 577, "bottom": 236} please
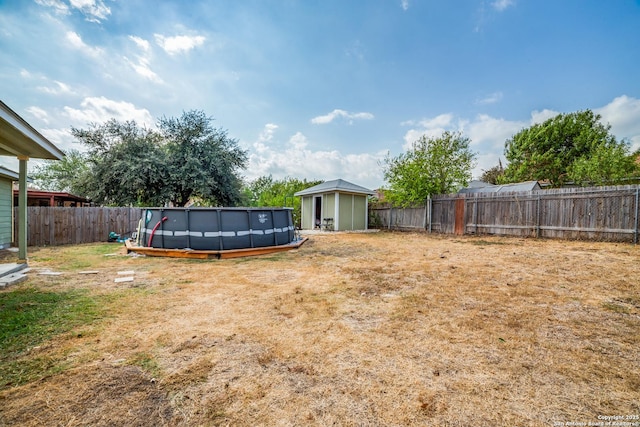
{"left": 294, "top": 179, "right": 374, "bottom": 231}
{"left": 0, "top": 166, "right": 19, "bottom": 249}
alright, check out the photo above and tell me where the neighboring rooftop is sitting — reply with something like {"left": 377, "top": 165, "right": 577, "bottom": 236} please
{"left": 458, "top": 180, "right": 541, "bottom": 194}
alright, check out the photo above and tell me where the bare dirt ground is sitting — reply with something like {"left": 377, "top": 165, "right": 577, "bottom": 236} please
{"left": 1, "top": 232, "right": 639, "bottom": 426}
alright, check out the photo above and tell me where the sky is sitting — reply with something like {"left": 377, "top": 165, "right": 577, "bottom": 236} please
{"left": 1, "top": 0, "right": 640, "bottom": 191}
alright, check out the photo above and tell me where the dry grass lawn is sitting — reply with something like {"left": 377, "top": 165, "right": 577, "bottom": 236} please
{"left": 1, "top": 231, "right": 639, "bottom": 426}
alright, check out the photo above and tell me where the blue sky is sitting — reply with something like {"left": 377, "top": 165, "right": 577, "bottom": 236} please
{"left": 1, "top": 0, "right": 639, "bottom": 190}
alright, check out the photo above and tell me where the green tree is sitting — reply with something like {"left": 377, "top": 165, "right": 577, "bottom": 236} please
{"left": 480, "top": 159, "right": 504, "bottom": 185}
{"left": 159, "top": 110, "right": 247, "bottom": 207}
{"left": 382, "top": 131, "right": 476, "bottom": 206}
{"left": 568, "top": 141, "right": 639, "bottom": 186}
{"left": 502, "top": 109, "right": 636, "bottom": 187}
{"left": 31, "top": 149, "right": 91, "bottom": 196}
{"left": 72, "top": 119, "right": 169, "bottom": 206}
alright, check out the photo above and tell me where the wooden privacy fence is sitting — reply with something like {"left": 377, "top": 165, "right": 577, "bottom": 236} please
{"left": 370, "top": 185, "right": 640, "bottom": 243}
{"left": 14, "top": 207, "right": 143, "bottom": 247}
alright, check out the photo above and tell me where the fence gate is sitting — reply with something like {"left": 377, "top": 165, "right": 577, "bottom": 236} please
{"left": 454, "top": 197, "right": 465, "bottom": 235}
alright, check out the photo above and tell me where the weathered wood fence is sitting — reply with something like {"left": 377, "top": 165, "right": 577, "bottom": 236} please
{"left": 14, "top": 207, "right": 143, "bottom": 247}
{"left": 370, "top": 185, "right": 640, "bottom": 243}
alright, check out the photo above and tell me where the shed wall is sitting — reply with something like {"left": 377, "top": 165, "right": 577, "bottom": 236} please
{"left": 325, "top": 193, "right": 335, "bottom": 226}
{"left": 298, "top": 192, "right": 370, "bottom": 230}
{"left": 338, "top": 193, "right": 352, "bottom": 230}
{"left": 301, "top": 196, "right": 313, "bottom": 229}
{"left": 353, "top": 195, "right": 367, "bottom": 230}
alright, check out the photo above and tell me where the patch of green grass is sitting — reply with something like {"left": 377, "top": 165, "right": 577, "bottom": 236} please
{"left": 1, "top": 355, "right": 72, "bottom": 388}
{"left": 127, "top": 351, "right": 162, "bottom": 377}
{"left": 0, "top": 287, "right": 104, "bottom": 388}
{"left": 29, "top": 243, "right": 125, "bottom": 271}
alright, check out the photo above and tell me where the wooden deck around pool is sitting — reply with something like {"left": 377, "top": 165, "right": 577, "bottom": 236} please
{"left": 124, "top": 237, "right": 308, "bottom": 259}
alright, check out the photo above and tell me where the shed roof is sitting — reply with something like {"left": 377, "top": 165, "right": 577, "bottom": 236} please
{"left": 458, "top": 180, "right": 541, "bottom": 194}
{"left": 0, "top": 165, "right": 19, "bottom": 180}
{"left": 0, "top": 100, "right": 64, "bottom": 160}
{"left": 294, "top": 179, "right": 375, "bottom": 196}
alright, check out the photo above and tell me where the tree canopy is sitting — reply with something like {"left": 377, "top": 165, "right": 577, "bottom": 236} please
{"left": 38, "top": 110, "right": 247, "bottom": 207}
{"left": 31, "top": 149, "right": 91, "bottom": 196}
{"left": 502, "top": 110, "right": 639, "bottom": 186}
{"left": 479, "top": 159, "right": 505, "bottom": 185}
{"left": 72, "top": 119, "right": 170, "bottom": 206}
{"left": 159, "top": 110, "right": 247, "bottom": 207}
{"left": 242, "top": 175, "right": 324, "bottom": 227}
{"left": 382, "top": 131, "right": 476, "bottom": 206}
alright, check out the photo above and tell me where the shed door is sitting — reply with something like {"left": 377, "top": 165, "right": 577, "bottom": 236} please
{"left": 314, "top": 196, "right": 322, "bottom": 228}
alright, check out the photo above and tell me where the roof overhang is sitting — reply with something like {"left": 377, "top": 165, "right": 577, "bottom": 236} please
{"left": 0, "top": 100, "right": 64, "bottom": 160}
{"left": 0, "top": 165, "right": 19, "bottom": 180}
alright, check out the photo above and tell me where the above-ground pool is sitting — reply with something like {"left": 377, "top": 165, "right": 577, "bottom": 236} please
{"left": 138, "top": 208, "right": 296, "bottom": 251}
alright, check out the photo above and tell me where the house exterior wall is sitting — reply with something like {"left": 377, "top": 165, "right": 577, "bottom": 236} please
{"left": 0, "top": 177, "right": 13, "bottom": 248}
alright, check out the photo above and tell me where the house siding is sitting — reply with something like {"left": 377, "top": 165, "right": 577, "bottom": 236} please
{"left": 0, "top": 177, "right": 12, "bottom": 248}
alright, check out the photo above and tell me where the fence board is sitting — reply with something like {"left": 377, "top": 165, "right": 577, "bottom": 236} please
{"left": 14, "top": 207, "right": 143, "bottom": 247}
{"left": 370, "top": 185, "right": 640, "bottom": 243}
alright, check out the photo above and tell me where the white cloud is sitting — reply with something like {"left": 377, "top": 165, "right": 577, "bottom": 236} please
{"left": 129, "top": 35, "right": 150, "bottom": 52}
{"left": 36, "top": 80, "right": 75, "bottom": 95}
{"left": 596, "top": 95, "right": 640, "bottom": 150}
{"left": 68, "top": 0, "right": 111, "bottom": 23}
{"left": 155, "top": 34, "right": 206, "bottom": 56}
{"left": 65, "top": 31, "right": 102, "bottom": 57}
{"left": 258, "top": 123, "right": 279, "bottom": 143}
{"left": 245, "top": 131, "right": 384, "bottom": 189}
{"left": 36, "top": 0, "right": 110, "bottom": 22}
{"left": 418, "top": 113, "right": 454, "bottom": 129}
{"left": 125, "top": 58, "right": 163, "bottom": 83}
{"left": 401, "top": 0, "right": 409, "bottom": 11}
{"left": 476, "top": 91, "right": 503, "bottom": 105}
{"left": 529, "top": 109, "right": 559, "bottom": 124}
{"left": 40, "top": 128, "right": 76, "bottom": 152}
{"left": 125, "top": 36, "right": 163, "bottom": 83}
{"left": 492, "top": 0, "right": 515, "bottom": 11}
{"left": 463, "top": 114, "right": 525, "bottom": 149}
{"left": 26, "top": 106, "right": 50, "bottom": 124}
{"left": 402, "top": 113, "right": 455, "bottom": 148}
{"left": 311, "top": 109, "right": 375, "bottom": 125}
{"left": 34, "top": 0, "right": 70, "bottom": 15}
{"left": 63, "top": 96, "right": 154, "bottom": 127}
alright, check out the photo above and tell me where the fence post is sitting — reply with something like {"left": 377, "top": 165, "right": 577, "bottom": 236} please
{"left": 428, "top": 196, "right": 432, "bottom": 233}
{"left": 536, "top": 194, "right": 541, "bottom": 239}
{"left": 635, "top": 188, "right": 639, "bottom": 244}
{"left": 473, "top": 196, "right": 478, "bottom": 235}
{"left": 423, "top": 198, "right": 428, "bottom": 230}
